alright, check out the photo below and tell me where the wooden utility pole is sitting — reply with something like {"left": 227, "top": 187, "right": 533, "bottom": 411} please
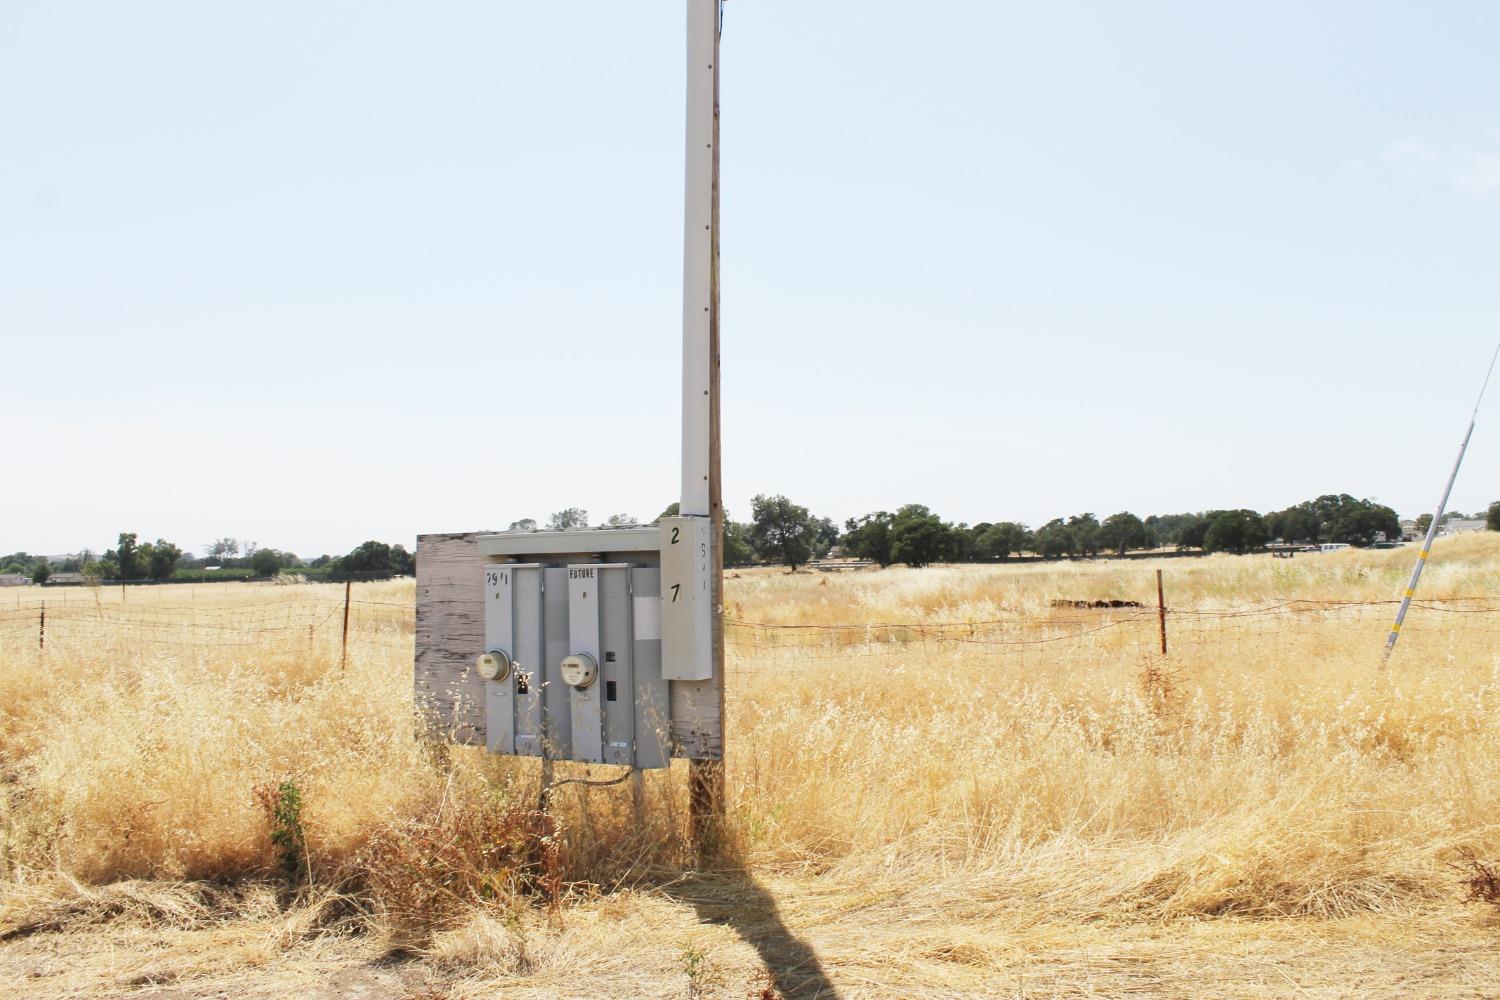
{"left": 687, "top": 0, "right": 726, "bottom": 850}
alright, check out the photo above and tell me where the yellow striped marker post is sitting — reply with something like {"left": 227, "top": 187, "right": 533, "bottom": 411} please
{"left": 1385, "top": 342, "right": 1500, "bottom": 661}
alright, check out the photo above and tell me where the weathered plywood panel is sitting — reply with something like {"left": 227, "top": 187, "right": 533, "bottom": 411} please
{"left": 415, "top": 533, "right": 486, "bottom": 745}
{"left": 415, "top": 531, "right": 722, "bottom": 760}
{"left": 670, "top": 677, "right": 722, "bottom": 760}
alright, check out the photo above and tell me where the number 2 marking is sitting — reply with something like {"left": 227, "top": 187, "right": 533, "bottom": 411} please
{"left": 670, "top": 527, "right": 680, "bottom": 545}
{"left": 670, "top": 583, "right": 681, "bottom": 603}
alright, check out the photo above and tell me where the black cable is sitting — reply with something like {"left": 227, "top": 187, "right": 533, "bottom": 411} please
{"left": 549, "top": 769, "right": 635, "bottom": 791}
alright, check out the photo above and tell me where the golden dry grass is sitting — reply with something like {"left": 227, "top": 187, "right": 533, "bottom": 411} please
{"left": 3, "top": 536, "right": 1500, "bottom": 998}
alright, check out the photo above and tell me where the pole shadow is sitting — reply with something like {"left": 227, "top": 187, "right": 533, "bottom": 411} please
{"left": 661, "top": 864, "right": 840, "bottom": 999}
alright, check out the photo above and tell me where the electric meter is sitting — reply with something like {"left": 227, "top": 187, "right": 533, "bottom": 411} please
{"left": 475, "top": 649, "right": 512, "bottom": 682}
{"left": 560, "top": 652, "right": 598, "bottom": 689}
{"left": 457, "top": 529, "right": 689, "bottom": 767}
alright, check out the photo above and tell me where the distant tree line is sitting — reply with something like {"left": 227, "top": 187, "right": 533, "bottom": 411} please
{"left": 11, "top": 498, "right": 1498, "bottom": 584}
{"left": 194, "top": 537, "right": 417, "bottom": 579}
{"left": 8, "top": 534, "right": 417, "bottom": 585}
{"left": 833, "top": 494, "right": 1409, "bottom": 568}
{"left": 615, "top": 493, "right": 1424, "bottom": 571}
{"left": 500, "top": 494, "right": 1411, "bottom": 571}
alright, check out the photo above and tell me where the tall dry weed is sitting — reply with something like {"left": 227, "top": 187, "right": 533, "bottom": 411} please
{"left": 1, "top": 539, "right": 1500, "bottom": 937}
{"left": 348, "top": 770, "right": 553, "bottom": 945}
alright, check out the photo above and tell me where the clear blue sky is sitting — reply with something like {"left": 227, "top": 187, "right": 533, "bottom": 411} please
{"left": 3, "top": 2, "right": 1498, "bottom": 558}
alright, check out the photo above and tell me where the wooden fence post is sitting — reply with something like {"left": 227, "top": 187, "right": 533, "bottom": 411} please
{"left": 340, "top": 579, "right": 352, "bottom": 670}
{"left": 1156, "top": 569, "right": 1168, "bottom": 656}
{"left": 39, "top": 602, "right": 45, "bottom": 651}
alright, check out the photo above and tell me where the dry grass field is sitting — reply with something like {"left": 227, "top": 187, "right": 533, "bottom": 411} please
{"left": 4, "top": 536, "right": 1500, "bottom": 998}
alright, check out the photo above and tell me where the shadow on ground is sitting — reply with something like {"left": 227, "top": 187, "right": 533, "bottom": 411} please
{"left": 662, "top": 866, "right": 839, "bottom": 1000}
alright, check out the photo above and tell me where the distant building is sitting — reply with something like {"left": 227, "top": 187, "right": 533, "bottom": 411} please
{"left": 0, "top": 571, "right": 87, "bottom": 586}
{"left": 1399, "top": 519, "right": 1421, "bottom": 542}
{"left": 1439, "top": 518, "right": 1486, "bottom": 536}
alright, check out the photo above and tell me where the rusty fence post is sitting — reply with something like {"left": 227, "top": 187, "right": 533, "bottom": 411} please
{"left": 39, "top": 602, "right": 45, "bottom": 651}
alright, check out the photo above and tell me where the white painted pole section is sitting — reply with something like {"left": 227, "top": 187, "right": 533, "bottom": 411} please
{"left": 1384, "top": 422, "right": 1475, "bottom": 660}
{"left": 1383, "top": 340, "right": 1500, "bottom": 661}
{"left": 680, "top": 0, "right": 715, "bottom": 517}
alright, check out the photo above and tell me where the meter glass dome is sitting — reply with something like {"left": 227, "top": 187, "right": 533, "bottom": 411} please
{"left": 475, "top": 650, "right": 511, "bottom": 681}
{"left": 560, "top": 652, "right": 598, "bottom": 689}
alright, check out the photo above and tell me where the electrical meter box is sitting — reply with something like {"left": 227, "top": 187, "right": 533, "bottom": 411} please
{"left": 414, "top": 519, "right": 721, "bottom": 769}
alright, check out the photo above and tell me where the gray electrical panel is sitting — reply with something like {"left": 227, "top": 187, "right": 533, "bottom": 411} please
{"left": 471, "top": 526, "right": 682, "bottom": 770}
{"left": 415, "top": 521, "right": 719, "bottom": 766}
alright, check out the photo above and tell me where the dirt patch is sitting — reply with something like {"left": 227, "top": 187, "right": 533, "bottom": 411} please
{"left": 1050, "top": 598, "right": 1145, "bottom": 609}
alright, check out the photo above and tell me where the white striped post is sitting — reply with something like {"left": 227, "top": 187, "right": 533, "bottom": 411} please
{"left": 1384, "top": 342, "right": 1500, "bottom": 661}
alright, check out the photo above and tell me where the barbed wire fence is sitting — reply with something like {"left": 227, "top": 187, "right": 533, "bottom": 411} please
{"left": 0, "top": 588, "right": 414, "bottom": 654}
{"left": 723, "top": 597, "right": 1500, "bottom": 672}
{"left": 3, "top": 584, "right": 1498, "bottom": 668}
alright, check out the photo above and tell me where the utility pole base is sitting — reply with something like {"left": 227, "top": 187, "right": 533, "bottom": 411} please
{"left": 689, "top": 758, "right": 726, "bottom": 858}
